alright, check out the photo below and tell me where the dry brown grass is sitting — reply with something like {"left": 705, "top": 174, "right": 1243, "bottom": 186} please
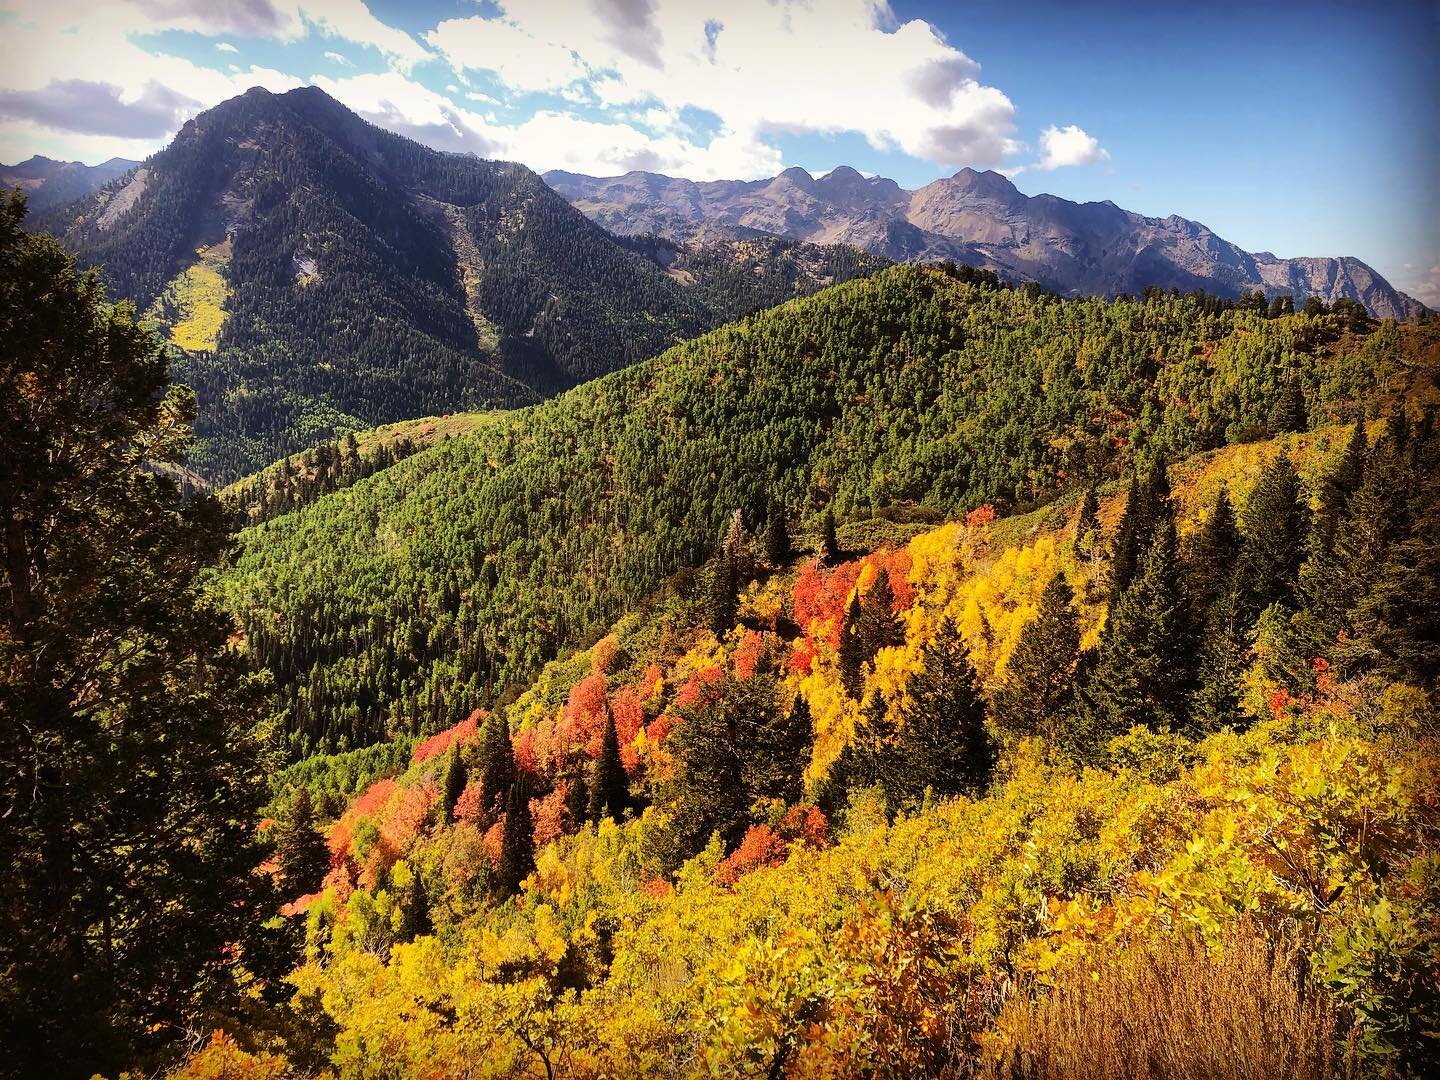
{"left": 982, "top": 925, "right": 1358, "bottom": 1080}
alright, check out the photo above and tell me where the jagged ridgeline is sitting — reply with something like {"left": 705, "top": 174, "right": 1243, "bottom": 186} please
{"left": 218, "top": 265, "right": 1428, "bottom": 757}
{"left": 38, "top": 87, "right": 884, "bottom": 482}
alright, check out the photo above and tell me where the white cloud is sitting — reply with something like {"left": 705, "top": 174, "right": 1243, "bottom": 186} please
{"left": 324, "top": 51, "right": 353, "bottom": 67}
{"left": 299, "top": 0, "right": 428, "bottom": 72}
{"left": 1035, "top": 123, "right": 1109, "bottom": 170}
{"left": 424, "top": 0, "right": 1025, "bottom": 179}
{"left": 215, "top": 42, "right": 239, "bottom": 54}
{"left": 1411, "top": 264, "right": 1440, "bottom": 307}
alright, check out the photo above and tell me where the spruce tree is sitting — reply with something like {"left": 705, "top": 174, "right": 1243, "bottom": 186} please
{"left": 476, "top": 711, "right": 515, "bottom": 820}
{"left": 274, "top": 787, "right": 331, "bottom": 898}
{"left": 992, "top": 573, "right": 1081, "bottom": 745}
{"left": 588, "top": 708, "right": 629, "bottom": 824}
{"left": 857, "top": 569, "right": 904, "bottom": 658}
{"left": 495, "top": 780, "right": 535, "bottom": 898}
{"left": 1183, "top": 485, "right": 1240, "bottom": 615}
{"left": 1108, "top": 475, "right": 1143, "bottom": 593}
{"left": 1238, "top": 453, "right": 1307, "bottom": 616}
{"left": 440, "top": 745, "right": 467, "bottom": 823}
{"left": 708, "top": 551, "right": 738, "bottom": 635}
{"left": 838, "top": 594, "right": 867, "bottom": 699}
{"left": 1189, "top": 576, "right": 1250, "bottom": 733}
{"left": 897, "top": 618, "right": 993, "bottom": 800}
{"left": 763, "top": 499, "right": 791, "bottom": 566}
{"left": 1078, "top": 514, "right": 1191, "bottom": 757}
{"left": 1267, "top": 376, "right": 1306, "bottom": 434}
{"left": 820, "top": 507, "right": 841, "bottom": 564}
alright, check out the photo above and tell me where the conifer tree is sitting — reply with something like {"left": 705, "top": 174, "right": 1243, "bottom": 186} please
{"left": 1238, "top": 453, "right": 1307, "bottom": 616}
{"left": 1189, "top": 576, "right": 1250, "bottom": 733}
{"left": 0, "top": 193, "right": 270, "bottom": 1072}
{"left": 992, "top": 573, "right": 1081, "bottom": 745}
{"left": 274, "top": 787, "right": 331, "bottom": 898}
{"left": 763, "top": 499, "right": 791, "bottom": 566}
{"left": 476, "top": 711, "right": 515, "bottom": 820}
{"left": 1299, "top": 421, "right": 1367, "bottom": 627}
{"left": 1078, "top": 514, "right": 1191, "bottom": 756}
{"left": 1183, "top": 485, "right": 1240, "bottom": 615}
{"left": 857, "top": 568, "right": 904, "bottom": 659}
{"left": 820, "top": 507, "right": 841, "bottom": 565}
{"left": 1108, "top": 475, "right": 1143, "bottom": 593}
{"left": 1267, "top": 376, "right": 1306, "bottom": 434}
{"left": 898, "top": 618, "right": 993, "bottom": 799}
{"left": 440, "top": 745, "right": 467, "bottom": 823}
{"left": 708, "top": 551, "right": 738, "bottom": 635}
{"left": 495, "top": 780, "right": 535, "bottom": 898}
{"left": 588, "top": 708, "right": 629, "bottom": 824}
{"left": 838, "top": 594, "right": 867, "bottom": 699}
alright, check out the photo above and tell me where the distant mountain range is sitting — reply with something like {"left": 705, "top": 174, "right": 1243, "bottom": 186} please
{"left": 31, "top": 87, "right": 883, "bottom": 480}
{"left": 546, "top": 165, "right": 1427, "bottom": 321}
{"left": 1, "top": 155, "right": 138, "bottom": 216}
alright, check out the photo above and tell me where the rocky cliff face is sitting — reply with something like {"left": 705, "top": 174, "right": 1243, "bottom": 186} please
{"left": 547, "top": 165, "right": 1427, "bottom": 321}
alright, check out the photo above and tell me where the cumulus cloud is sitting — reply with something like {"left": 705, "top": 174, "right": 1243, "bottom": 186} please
{"left": 1411, "top": 264, "right": 1440, "bottom": 307}
{"left": 425, "top": 0, "right": 1024, "bottom": 178}
{"left": 1036, "top": 123, "right": 1109, "bottom": 170}
{"left": 300, "top": 0, "right": 429, "bottom": 71}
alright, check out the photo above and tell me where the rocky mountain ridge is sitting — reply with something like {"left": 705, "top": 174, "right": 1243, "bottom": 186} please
{"left": 546, "top": 165, "right": 1427, "bottom": 321}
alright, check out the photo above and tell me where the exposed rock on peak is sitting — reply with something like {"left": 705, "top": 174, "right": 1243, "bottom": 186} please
{"left": 546, "top": 164, "right": 1426, "bottom": 320}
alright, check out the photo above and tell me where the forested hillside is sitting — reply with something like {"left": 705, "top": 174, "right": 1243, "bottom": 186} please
{"left": 37, "top": 87, "right": 883, "bottom": 481}
{"left": 205, "top": 384, "right": 1438, "bottom": 1077}
{"left": 218, "top": 263, "right": 1433, "bottom": 759}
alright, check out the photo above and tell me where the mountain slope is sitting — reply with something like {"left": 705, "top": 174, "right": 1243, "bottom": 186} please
{"left": 217, "top": 265, "right": 1432, "bottom": 756}
{"left": 546, "top": 165, "right": 1427, "bottom": 321}
{"left": 0, "top": 155, "right": 137, "bottom": 216}
{"left": 37, "top": 87, "right": 881, "bottom": 481}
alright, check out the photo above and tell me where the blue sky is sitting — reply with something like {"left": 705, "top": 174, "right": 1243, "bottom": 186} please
{"left": 0, "top": 0, "right": 1435, "bottom": 303}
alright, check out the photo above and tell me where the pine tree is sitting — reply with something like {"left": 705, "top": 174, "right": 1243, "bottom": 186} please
{"left": 440, "top": 745, "right": 467, "bottom": 823}
{"left": 820, "top": 507, "right": 841, "bottom": 564}
{"left": 897, "top": 618, "right": 993, "bottom": 799}
{"left": 1189, "top": 576, "right": 1250, "bottom": 733}
{"left": 1078, "top": 514, "right": 1191, "bottom": 757}
{"left": 1238, "top": 453, "right": 1307, "bottom": 616}
{"left": 857, "top": 568, "right": 904, "bottom": 658}
{"left": 992, "top": 573, "right": 1081, "bottom": 745}
{"left": 838, "top": 593, "right": 867, "bottom": 699}
{"left": 1267, "top": 375, "right": 1306, "bottom": 434}
{"left": 495, "top": 780, "right": 535, "bottom": 898}
{"left": 1298, "top": 421, "right": 1367, "bottom": 628}
{"left": 708, "top": 551, "right": 738, "bottom": 635}
{"left": 476, "top": 711, "right": 515, "bottom": 821}
{"left": 1183, "top": 485, "right": 1239, "bottom": 615}
{"left": 1108, "top": 475, "right": 1143, "bottom": 593}
{"left": 274, "top": 787, "right": 331, "bottom": 898}
{"left": 763, "top": 498, "right": 791, "bottom": 566}
{"left": 588, "top": 707, "right": 629, "bottom": 824}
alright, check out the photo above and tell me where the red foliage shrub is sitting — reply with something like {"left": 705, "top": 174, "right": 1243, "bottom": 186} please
{"left": 966, "top": 504, "right": 997, "bottom": 529}
{"left": 411, "top": 709, "right": 483, "bottom": 765}
{"left": 733, "top": 629, "right": 765, "bottom": 681}
{"left": 779, "top": 804, "right": 830, "bottom": 849}
{"left": 531, "top": 785, "right": 570, "bottom": 848}
{"left": 639, "top": 875, "right": 673, "bottom": 899}
{"left": 715, "top": 824, "right": 789, "bottom": 887}
{"left": 453, "top": 779, "right": 487, "bottom": 826}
